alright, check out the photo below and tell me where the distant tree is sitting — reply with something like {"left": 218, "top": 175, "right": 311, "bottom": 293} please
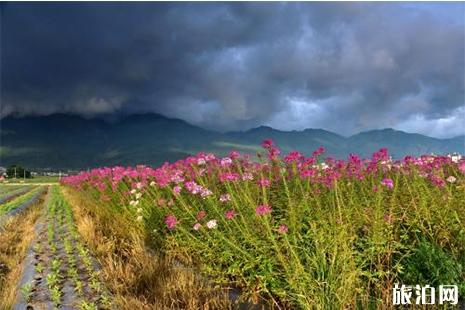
{"left": 6, "top": 165, "right": 32, "bottom": 178}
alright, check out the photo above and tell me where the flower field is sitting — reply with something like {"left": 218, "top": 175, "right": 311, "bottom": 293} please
{"left": 61, "top": 141, "right": 465, "bottom": 308}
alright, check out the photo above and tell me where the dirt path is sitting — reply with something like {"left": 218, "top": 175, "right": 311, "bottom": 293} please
{"left": 14, "top": 186, "right": 111, "bottom": 310}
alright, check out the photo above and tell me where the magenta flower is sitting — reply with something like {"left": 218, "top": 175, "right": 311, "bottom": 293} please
{"left": 225, "top": 209, "right": 236, "bottom": 220}
{"left": 312, "top": 146, "right": 326, "bottom": 157}
{"left": 381, "top": 178, "right": 394, "bottom": 189}
{"left": 284, "top": 151, "right": 303, "bottom": 163}
{"left": 278, "top": 224, "right": 288, "bottom": 234}
{"left": 165, "top": 214, "right": 177, "bottom": 230}
{"left": 429, "top": 175, "right": 445, "bottom": 187}
{"left": 256, "top": 204, "right": 272, "bottom": 216}
{"left": 261, "top": 139, "right": 274, "bottom": 149}
{"left": 267, "top": 147, "right": 281, "bottom": 160}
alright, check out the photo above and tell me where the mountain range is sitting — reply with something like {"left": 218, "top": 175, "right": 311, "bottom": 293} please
{"left": 0, "top": 113, "right": 463, "bottom": 170}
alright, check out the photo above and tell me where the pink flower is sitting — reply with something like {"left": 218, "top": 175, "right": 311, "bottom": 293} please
{"left": 165, "top": 214, "right": 177, "bottom": 230}
{"left": 197, "top": 210, "right": 207, "bottom": 220}
{"left": 261, "top": 139, "right": 274, "bottom": 149}
{"left": 312, "top": 147, "right": 325, "bottom": 157}
{"left": 459, "top": 162, "right": 465, "bottom": 174}
{"left": 257, "top": 178, "right": 271, "bottom": 187}
{"left": 205, "top": 153, "right": 216, "bottom": 161}
{"left": 229, "top": 150, "right": 240, "bottom": 159}
{"left": 220, "top": 157, "right": 233, "bottom": 167}
{"left": 219, "top": 172, "right": 240, "bottom": 183}
{"left": 256, "top": 204, "right": 272, "bottom": 216}
{"left": 225, "top": 209, "right": 236, "bottom": 220}
{"left": 193, "top": 223, "right": 201, "bottom": 231}
{"left": 172, "top": 185, "right": 182, "bottom": 195}
{"left": 219, "top": 194, "right": 231, "bottom": 203}
{"left": 268, "top": 147, "right": 281, "bottom": 160}
{"left": 278, "top": 224, "right": 288, "bottom": 234}
{"left": 430, "top": 175, "right": 445, "bottom": 187}
{"left": 300, "top": 169, "right": 316, "bottom": 178}
{"left": 284, "top": 151, "right": 303, "bottom": 163}
{"left": 381, "top": 178, "right": 394, "bottom": 189}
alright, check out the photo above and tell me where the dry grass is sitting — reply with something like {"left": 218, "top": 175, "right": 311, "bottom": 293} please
{"left": 63, "top": 187, "right": 232, "bottom": 310}
{"left": 0, "top": 203, "right": 42, "bottom": 309}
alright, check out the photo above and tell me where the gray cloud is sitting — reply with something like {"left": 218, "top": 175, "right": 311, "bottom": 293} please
{"left": 1, "top": 2, "right": 464, "bottom": 138}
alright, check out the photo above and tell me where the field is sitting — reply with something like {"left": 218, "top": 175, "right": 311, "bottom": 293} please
{"left": 2, "top": 175, "right": 60, "bottom": 185}
{"left": 0, "top": 141, "right": 464, "bottom": 309}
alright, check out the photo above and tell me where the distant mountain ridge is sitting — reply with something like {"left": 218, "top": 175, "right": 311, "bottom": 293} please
{"left": 0, "top": 113, "right": 463, "bottom": 170}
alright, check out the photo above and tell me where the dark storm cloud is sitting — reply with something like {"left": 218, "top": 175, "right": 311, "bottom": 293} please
{"left": 1, "top": 2, "right": 464, "bottom": 137}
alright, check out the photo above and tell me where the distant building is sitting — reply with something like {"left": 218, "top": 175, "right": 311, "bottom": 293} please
{"left": 448, "top": 153, "right": 462, "bottom": 163}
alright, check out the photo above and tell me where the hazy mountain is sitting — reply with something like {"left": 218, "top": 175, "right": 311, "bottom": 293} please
{"left": 0, "top": 114, "right": 463, "bottom": 170}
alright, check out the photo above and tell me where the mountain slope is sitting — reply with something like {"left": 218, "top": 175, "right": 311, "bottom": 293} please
{"left": 0, "top": 114, "right": 463, "bottom": 170}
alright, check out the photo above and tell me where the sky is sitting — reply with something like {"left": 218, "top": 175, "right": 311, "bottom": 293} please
{"left": 1, "top": 2, "right": 464, "bottom": 138}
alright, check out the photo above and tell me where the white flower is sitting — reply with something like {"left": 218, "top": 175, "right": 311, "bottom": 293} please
{"left": 134, "top": 200, "right": 139, "bottom": 206}
{"left": 136, "top": 182, "right": 143, "bottom": 189}
{"left": 449, "top": 153, "right": 462, "bottom": 163}
{"left": 446, "top": 176, "right": 457, "bottom": 183}
{"left": 242, "top": 172, "right": 254, "bottom": 181}
{"left": 135, "top": 193, "right": 142, "bottom": 199}
{"left": 130, "top": 189, "right": 137, "bottom": 194}
{"left": 129, "top": 200, "right": 135, "bottom": 206}
{"left": 136, "top": 215, "right": 143, "bottom": 222}
{"left": 219, "top": 194, "right": 231, "bottom": 203}
{"left": 206, "top": 219, "right": 217, "bottom": 229}
{"left": 150, "top": 181, "right": 156, "bottom": 187}
{"left": 136, "top": 208, "right": 143, "bottom": 214}
{"left": 193, "top": 223, "right": 202, "bottom": 230}
{"left": 200, "top": 188, "right": 213, "bottom": 198}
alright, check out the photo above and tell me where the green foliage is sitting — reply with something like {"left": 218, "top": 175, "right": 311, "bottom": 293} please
{"left": 401, "top": 238, "right": 465, "bottom": 295}
{"left": 20, "top": 283, "right": 33, "bottom": 303}
{"left": 6, "top": 165, "right": 31, "bottom": 178}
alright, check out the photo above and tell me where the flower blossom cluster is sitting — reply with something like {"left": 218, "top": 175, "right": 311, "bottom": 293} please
{"left": 62, "top": 140, "right": 464, "bottom": 234}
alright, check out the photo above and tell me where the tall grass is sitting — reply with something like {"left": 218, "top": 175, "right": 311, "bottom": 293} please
{"left": 0, "top": 200, "right": 42, "bottom": 308}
